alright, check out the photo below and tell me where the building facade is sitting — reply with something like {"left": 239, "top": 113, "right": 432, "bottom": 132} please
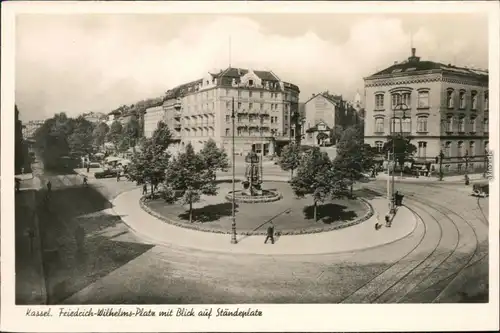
{"left": 22, "top": 120, "right": 44, "bottom": 140}
{"left": 82, "top": 112, "right": 106, "bottom": 124}
{"left": 156, "top": 67, "right": 300, "bottom": 156}
{"left": 303, "top": 93, "right": 339, "bottom": 146}
{"left": 364, "top": 48, "right": 489, "bottom": 172}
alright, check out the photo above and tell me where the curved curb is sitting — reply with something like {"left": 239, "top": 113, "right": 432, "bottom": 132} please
{"left": 140, "top": 186, "right": 374, "bottom": 236}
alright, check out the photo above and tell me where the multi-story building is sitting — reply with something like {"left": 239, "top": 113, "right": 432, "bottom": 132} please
{"left": 153, "top": 67, "right": 300, "bottom": 156}
{"left": 106, "top": 110, "right": 122, "bottom": 127}
{"left": 364, "top": 48, "right": 489, "bottom": 172}
{"left": 22, "top": 120, "right": 44, "bottom": 140}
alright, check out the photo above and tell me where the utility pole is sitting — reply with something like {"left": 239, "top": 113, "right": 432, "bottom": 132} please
{"left": 231, "top": 97, "right": 237, "bottom": 244}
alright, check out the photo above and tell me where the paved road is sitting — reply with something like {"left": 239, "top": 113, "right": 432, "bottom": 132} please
{"left": 23, "top": 165, "right": 489, "bottom": 304}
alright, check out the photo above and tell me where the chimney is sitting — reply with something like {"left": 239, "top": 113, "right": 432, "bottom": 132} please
{"left": 411, "top": 47, "right": 416, "bottom": 57}
{"left": 408, "top": 47, "right": 420, "bottom": 63}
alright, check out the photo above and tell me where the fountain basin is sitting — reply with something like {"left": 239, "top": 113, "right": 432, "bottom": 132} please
{"left": 225, "top": 189, "right": 282, "bottom": 204}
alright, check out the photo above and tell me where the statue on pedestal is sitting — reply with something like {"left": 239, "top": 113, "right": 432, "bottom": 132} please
{"left": 242, "top": 151, "right": 262, "bottom": 196}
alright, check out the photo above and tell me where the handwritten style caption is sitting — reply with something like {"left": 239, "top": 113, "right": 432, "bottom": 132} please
{"left": 26, "top": 307, "right": 263, "bottom": 319}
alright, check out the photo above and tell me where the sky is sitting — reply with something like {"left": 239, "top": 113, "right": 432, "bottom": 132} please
{"left": 15, "top": 13, "right": 488, "bottom": 121}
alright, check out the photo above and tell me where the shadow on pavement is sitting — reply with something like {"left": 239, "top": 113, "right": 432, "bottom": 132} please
{"left": 177, "top": 202, "right": 238, "bottom": 223}
{"left": 302, "top": 203, "right": 358, "bottom": 224}
{"left": 27, "top": 173, "right": 154, "bottom": 305}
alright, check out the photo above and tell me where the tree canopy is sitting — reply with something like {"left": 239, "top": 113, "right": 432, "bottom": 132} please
{"left": 382, "top": 135, "right": 417, "bottom": 168}
{"left": 290, "top": 147, "right": 348, "bottom": 221}
{"left": 198, "top": 138, "right": 229, "bottom": 174}
{"left": 279, "top": 142, "right": 302, "bottom": 178}
{"left": 93, "top": 122, "right": 109, "bottom": 148}
{"left": 106, "top": 120, "right": 123, "bottom": 148}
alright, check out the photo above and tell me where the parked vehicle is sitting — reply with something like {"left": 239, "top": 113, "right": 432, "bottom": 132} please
{"left": 472, "top": 182, "right": 489, "bottom": 197}
{"left": 95, "top": 168, "right": 118, "bottom": 179}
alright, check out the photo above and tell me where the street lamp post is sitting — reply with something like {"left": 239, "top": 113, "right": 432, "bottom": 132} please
{"left": 389, "top": 102, "right": 409, "bottom": 213}
{"left": 231, "top": 97, "right": 237, "bottom": 244}
{"left": 464, "top": 149, "right": 470, "bottom": 185}
{"left": 437, "top": 150, "right": 444, "bottom": 181}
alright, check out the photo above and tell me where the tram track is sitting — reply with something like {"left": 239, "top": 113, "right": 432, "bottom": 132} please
{"left": 357, "top": 184, "right": 483, "bottom": 303}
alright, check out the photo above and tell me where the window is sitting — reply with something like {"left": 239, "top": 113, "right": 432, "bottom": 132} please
{"left": 249, "top": 80, "right": 254, "bottom": 86}
{"left": 459, "top": 91, "right": 466, "bottom": 109}
{"left": 375, "top": 141, "right": 384, "bottom": 152}
{"left": 260, "top": 92, "right": 264, "bottom": 98}
{"left": 457, "top": 164, "right": 462, "bottom": 172}
{"left": 249, "top": 103, "right": 253, "bottom": 110}
{"left": 375, "top": 118, "right": 384, "bottom": 133}
{"left": 402, "top": 118, "right": 411, "bottom": 133}
{"left": 471, "top": 91, "right": 478, "bottom": 110}
{"left": 249, "top": 91, "right": 253, "bottom": 98}
{"left": 446, "top": 90, "right": 454, "bottom": 108}
{"left": 375, "top": 94, "right": 384, "bottom": 110}
{"left": 417, "top": 90, "right": 430, "bottom": 108}
{"left": 226, "top": 101, "right": 231, "bottom": 110}
{"left": 484, "top": 117, "right": 489, "bottom": 133}
{"left": 401, "top": 92, "right": 411, "bottom": 107}
{"left": 271, "top": 117, "right": 274, "bottom": 124}
{"left": 226, "top": 115, "right": 230, "bottom": 123}
{"left": 391, "top": 94, "right": 401, "bottom": 109}
{"left": 484, "top": 91, "right": 489, "bottom": 110}
{"left": 260, "top": 103, "right": 264, "bottom": 110}
{"left": 226, "top": 89, "right": 230, "bottom": 96}
{"left": 417, "top": 116, "right": 428, "bottom": 132}
{"left": 485, "top": 141, "right": 489, "bottom": 152}
{"left": 445, "top": 141, "right": 452, "bottom": 157}
{"left": 418, "top": 142, "right": 427, "bottom": 158}
{"left": 469, "top": 141, "right": 475, "bottom": 156}
{"left": 238, "top": 102, "right": 242, "bottom": 109}
{"left": 457, "top": 141, "right": 464, "bottom": 157}
{"left": 238, "top": 91, "right": 241, "bottom": 97}
{"left": 470, "top": 117, "right": 477, "bottom": 133}
{"left": 458, "top": 116, "right": 465, "bottom": 132}
{"left": 445, "top": 116, "right": 453, "bottom": 132}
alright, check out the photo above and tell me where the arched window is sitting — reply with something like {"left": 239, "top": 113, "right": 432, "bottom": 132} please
{"left": 445, "top": 115, "right": 454, "bottom": 132}
{"left": 418, "top": 141, "right": 427, "bottom": 158}
{"left": 446, "top": 89, "right": 455, "bottom": 108}
{"left": 470, "top": 116, "right": 477, "bottom": 133}
{"left": 458, "top": 116, "right": 465, "bottom": 132}
{"left": 459, "top": 90, "right": 466, "bottom": 109}
{"left": 417, "top": 90, "right": 430, "bottom": 108}
{"left": 375, "top": 118, "right": 384, "bottom": 133}
{"left": 417, "top": 116, "right": 428, "bottom": 133}
{"left": 445, "top": 141, "right": 452, "bottom": 157}
{"left": 375, "top": 93, "right": 385, "bottom": 110}
{"left": 457, "top": 141, "right": 464, "bottom": 157}
{"left": 471, "top": 91, "right": 478, "bottom": 110}
{"left": 484, "top": 91, "right": 489, "bottom": 110}
{"left": 483, "top": 117, "right": 489, "bottom": 133}
{"left": 469, "top": 141, "right": 475, "bottom": 156}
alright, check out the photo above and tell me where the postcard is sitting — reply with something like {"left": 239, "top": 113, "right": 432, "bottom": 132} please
{"left": 1, "top": 1, "right": 499, "bottom": 332}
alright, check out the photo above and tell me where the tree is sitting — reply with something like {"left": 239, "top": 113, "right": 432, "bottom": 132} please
{"left": 290, "top": 147, "right": 348, "bottom": 222}
{"left": 279, "top": 142, "right": 301, "bottom": 178}
{"left": 127, "top": 121, "right": 173, "bottom": 193}
{"left": 34, "top": 113, "right": 74, "bottom": 170}
{"left": 334, "top": 125, "right": 374, "bottom": 196}
{"left": 165, "top": 143, "right": 217, "bottom": 223}
{"left": 382, "top": 135, "right": 417, "bottom": 175}
{"left": 106, "top": 120, "right": 123, "bottom": 149}
{"left": 93, "top": 122, "right": 109, "bottom": 149}
{"left": 123, "top": 115, "right": 140, "bottom": 148}
{"left": 329, "top": 125, "right": 344, "bottom": 146}
{"left": 68, "top": 116, "right": 95, "bottom": 157}
{"left": 198, "top": 139, "right": 229, "bottom": 177}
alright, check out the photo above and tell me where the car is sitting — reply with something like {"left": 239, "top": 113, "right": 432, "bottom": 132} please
{"left": 94, "top": 168, "right": 118, "bottom": 179}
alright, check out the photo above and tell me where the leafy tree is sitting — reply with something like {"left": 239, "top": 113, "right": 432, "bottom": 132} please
{"left": 334, "top": 125, "right": 374, "bottom": 196}
{"left": 93, "top": 122, "right": 109, "bottom": 149}
{"left": 68, "top": 116, "right": 95, "bottom": 157}
{"left": 123, "top": 115, "right": 140, "bottom": 148}
{"left": 106, "top": 120, "right": 123, "bottom": 149}
{"left": 34, "top": 113, "right": 74, "bottom": 170}
{"left": 329, "top": 125, "right": 344, "bottom": 145}
{"left": 198, "top": 139, "right": 229, "bottom": 177}
{"left": 382, "top": 135, "right": 417, "bottom": 175}
{"left": 151, "top": 121, "right": 172, "bottom": 150}
{"left": 165, "top": 143, "right": 217, "bottom": 223}
{"left": 279, "top": 142, "right": 301, "bottom": 178}
{"left": 290, "top": 147, "right": 348, "bottom": 222}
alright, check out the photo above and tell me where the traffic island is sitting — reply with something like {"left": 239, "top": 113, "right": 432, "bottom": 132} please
{"left": 140, "top": 181, "right": 373, "bottom": 236}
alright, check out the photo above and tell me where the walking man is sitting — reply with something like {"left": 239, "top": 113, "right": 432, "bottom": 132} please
{"left": 83, "top": 175, "right": 88, "bottom": 187}
{"left": 142, "top": 183, "right": 148, "bottom": 196}
{"left": 264, "top": 222, "right": 275, "bottom": 244}
{"left": 47, "top": 180, "right": 52, "bottom": 193}
{"left": 116, "top": 171, "right": 121, "bottom": 182}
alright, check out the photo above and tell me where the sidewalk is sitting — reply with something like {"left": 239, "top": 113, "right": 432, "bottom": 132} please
{"left": 373, "top": 172, "right": 485, "bottom": 183}
{"left": 111, "top": 189, "right": 417, "bottom": 255}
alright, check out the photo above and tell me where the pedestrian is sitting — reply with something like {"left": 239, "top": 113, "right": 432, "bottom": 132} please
{"left": 83, "top": 175, "right": 88, "bottom": 187}
{"left": 142, "top": 183, "right": 148, "bottom": 196}
{"left": 116, "top": 171, "right": 121, "bottom": 182}
{"left": 385, "top": 213, "right": 391, "bottom": 227}
{"left": 264, "top": 222, "right": 275, "bottom": 244}
{"left": 15, "top": 178, "right": 21, "bottom": 193}
{"left": 465, "top": 174, "right": 470, "bottom": 186}
{"left": 86, "top": 163, "right": 90, "bottom": 173}
{"left": 21, "top": 167, "right": 24, "bottom": 174}
{"left": 47, "top": 180, "right": 52, "bottom": 192}
{"left": 75, "top": 225, "right": 85, "bottom": 253}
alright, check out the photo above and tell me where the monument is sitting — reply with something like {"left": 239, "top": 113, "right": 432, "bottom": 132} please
{"left": 226, "top": 151, "right": 282, "bottom": 203}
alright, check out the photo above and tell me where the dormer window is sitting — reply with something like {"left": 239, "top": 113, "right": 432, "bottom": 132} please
{"left": 249, "top": 79, "right": 254, "bottom": 86}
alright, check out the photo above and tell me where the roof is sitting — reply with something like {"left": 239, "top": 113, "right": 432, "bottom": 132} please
{"left": 367, "top": 49, "right": 488, "bottom": 80}
{"left": 304, "top": 92, "right": 343, "bottom": 105}
{"left": 214, "top": 67, "right": 281, "bottom": 82}
{"left": 305, "top": 120, "right": 331, "bottom": 133}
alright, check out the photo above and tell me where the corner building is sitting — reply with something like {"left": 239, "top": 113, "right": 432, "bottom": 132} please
{"left": 364, "top": 48, "right": 489, "bottom": 172}
{"left": 149, "top": 68, "right": 300, "bottom": 156}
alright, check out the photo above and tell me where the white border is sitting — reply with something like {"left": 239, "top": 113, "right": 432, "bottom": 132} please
{"left": 1, "top": 1, "right": 499, "bottom": 332}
